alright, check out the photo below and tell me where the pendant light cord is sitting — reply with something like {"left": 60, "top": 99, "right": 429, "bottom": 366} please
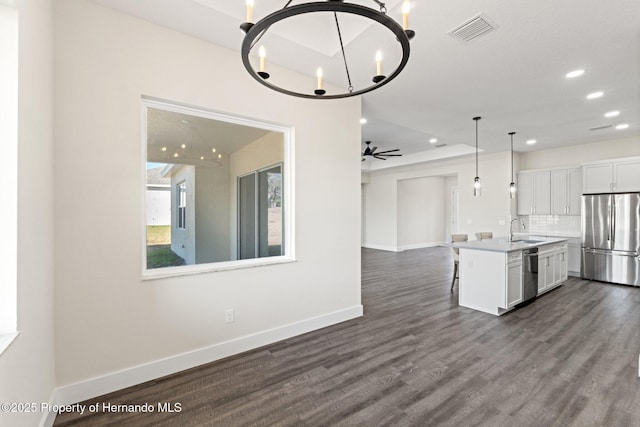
{"left": 476, "top": 120, "right": 478, "bottom": 176}
{"left": 334, "top": 12, "right": 354, "bottom": 92}
{"left": 475, "top": 118, "right": 479, "bottom": 177}
{"left": 510, "top": 134, "right": 514, "bottom": 182}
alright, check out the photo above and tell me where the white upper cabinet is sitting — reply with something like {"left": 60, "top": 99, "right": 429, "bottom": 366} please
{"left": 517, "top": 170, "right": 551, "bottom": 215}
{"left": 551, "top": 168, "right": 582, "bottom": 215}
{"left": 534, "top": 172, "right": 551, "bottom": 214}
{"left": 550, "top": 170, "right": 567, "bottom": 215}
{"left": 567, "top": 168, "right": 582, "bottom": 214}
{"left": 517, "top": 172, "right": 534, "bottom": 215}
{"left": 583, "top": 163, "right": 614, "bottom": 193}
{"left": 583, "top": 157, "right": 640, "bottom": 193}
{"left": 614, "top": 159, "right": 640, "bottom": 192}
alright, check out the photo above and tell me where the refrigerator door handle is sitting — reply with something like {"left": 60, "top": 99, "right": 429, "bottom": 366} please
{"left": 607, "top": 197, "right": 612, "bottom": 242}
{"left": 585, "top": 248, "right": 638, "bottom": 257}
{"left": 611, "top": 197, "right": 616, "bottom": 244}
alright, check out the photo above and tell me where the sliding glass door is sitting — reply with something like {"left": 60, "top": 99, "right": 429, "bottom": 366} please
{"left": 238, "top": 164, "right": 283, "bottom": 259}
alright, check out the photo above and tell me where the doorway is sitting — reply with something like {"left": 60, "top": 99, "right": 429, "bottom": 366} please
{"left": 451, "top": 187, "right": 459, "bottom": 234}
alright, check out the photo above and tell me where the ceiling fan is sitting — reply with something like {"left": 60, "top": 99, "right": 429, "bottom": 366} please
{"left": 361, "top": 141, "right": 403, "bottom": 161}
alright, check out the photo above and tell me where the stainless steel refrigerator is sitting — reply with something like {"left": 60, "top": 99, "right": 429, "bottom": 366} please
{"left": 581, "top": 193, "right": 640, "bottom": 286}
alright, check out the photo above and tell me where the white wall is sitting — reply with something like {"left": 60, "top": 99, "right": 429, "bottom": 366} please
{"left": 195, "top": 164, "right": 231, "bottom": 264}
{"left": 397, "top": 176, "right": 446, "bottom": 250}
{"left": 519, "top": 137, "right": 640, "bottom": 170}
{"left": 53, "top": 0, "right": 361, "bottom": 399}
{"left": 0, "top": 0, "right": 57, "bottom": 426}
{"left": 363, "top": 152, "right": 513, "bottom": 250}
{"left": 145, "top": 188, "right": 170, "bottom": 226}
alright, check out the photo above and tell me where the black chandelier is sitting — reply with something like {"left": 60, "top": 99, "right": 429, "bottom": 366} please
{"left": 240, "top": 0, "right": 415, "bottom": 99}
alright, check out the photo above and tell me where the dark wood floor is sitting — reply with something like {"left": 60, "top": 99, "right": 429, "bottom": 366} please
{"left": 55, "top": 247, "right": 640, "bottom": 426}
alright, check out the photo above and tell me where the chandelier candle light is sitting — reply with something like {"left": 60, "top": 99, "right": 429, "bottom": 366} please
{"left": 373, "top": 51, "right": 385, "bottom": 83}
{"left": 473, "top": 116, "right": 482, "bottom": 197}
{"left": 246, "top": 0, "right": 254, "bottom": 23}
{"left": 316, "top": 68, "right": 325, "bottom": 95}
{"left": 239, "top": 0, "right": 415, "bottom": 99}
{"left": 257, "top": 45, "right": 269, "bottom": 79}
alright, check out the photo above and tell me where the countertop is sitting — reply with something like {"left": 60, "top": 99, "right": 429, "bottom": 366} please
{"left": 455, "top": 236, "right": 569, "bottom": 253}
{"left": 512, "top": 232, "right": 581, "bottom": 239}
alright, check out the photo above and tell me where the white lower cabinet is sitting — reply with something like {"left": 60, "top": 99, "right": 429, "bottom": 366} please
{"left": 568, "top": 241, "right": 581, "bottom": 277}
{"left": 556, "top": 246, "right": 568, "bottom": 282}
{"left": 538, "top": 253, "right": 554, "bottom": 293}
{"left": 537, "top": 243, "right": 568, "bottom": 295}
{"left": 506, "top": 261, "right": 523, "bottom": 307}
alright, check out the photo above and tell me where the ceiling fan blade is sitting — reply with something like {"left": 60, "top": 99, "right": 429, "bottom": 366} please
{"left": 379, "top": 154, "right": 403, "bottom": 157}
{"left": 373, "top": 155, "right": 387, "bottom": 160}
{"left": 361, "top": 157, "right": 366, "bottom": 161}
{"left": 370, "top": 146, "right": 378, "bottom": 154}
{"left": 375, "top": 148, "right": 400, "bottom": 154}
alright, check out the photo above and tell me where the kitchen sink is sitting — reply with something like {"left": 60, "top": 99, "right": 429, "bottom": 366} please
{"left": 512, "top": 239, "right": 543, "bottom": 244}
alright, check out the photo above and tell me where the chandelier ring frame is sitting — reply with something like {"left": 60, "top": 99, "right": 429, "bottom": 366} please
{"left": 240, "top": 1, "right": 412, "bottom": 99}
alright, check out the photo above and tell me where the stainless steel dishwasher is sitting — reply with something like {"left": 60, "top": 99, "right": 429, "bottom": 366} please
{"left": 522, "top": 248, "right": 539, "bottom": 302}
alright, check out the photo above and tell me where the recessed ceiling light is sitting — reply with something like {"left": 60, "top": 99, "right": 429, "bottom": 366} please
{"left": 526, "top": 139, "right": 537, "bottom": 145}
{"left": 605, "top": 111, "right": 620, "bottom": 118}
{"left": 565, "top": 69, "right": 584, "bottom": 78}
{"left": 587, "top": 91, "right": 603, "bottom": 100}
{"left": 360, "top": 118, "right": 367, "bottom": 124}
{"left": 173, "top": 153, "right": 179, "bottom": 157}
{"left": 212, "top": 148, "right": 216, "bottom": 153}
{"left": 429, "top": 138, "right": 438, "bottom": 143}
{"left": 181, "top": 143, "right": 186, "bottom": 149}
{"left": 180, "top": 119, "right": 190, "bottom": 124}
{"left": 161, "top": 147, "right": 167, "bottom": 152}
{"left": 615, "top": 123, "right": 629, "bottom": 130}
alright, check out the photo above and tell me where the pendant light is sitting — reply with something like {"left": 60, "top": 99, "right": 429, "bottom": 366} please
{"left": 473, "top": 117, "right": 481, "bottom": 197}
{"left": 509, "top": 132, "right": 517, "bottom": 198}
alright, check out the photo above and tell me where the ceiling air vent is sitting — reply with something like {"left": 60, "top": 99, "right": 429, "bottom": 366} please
{"left": 589, "top": 124, "right": 613, "bottom": 131}
{"left": 449, "top": 13, "right": 497, "bottom": 43}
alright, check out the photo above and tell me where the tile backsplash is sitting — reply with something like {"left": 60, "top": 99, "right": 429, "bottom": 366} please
{"left": 523, "top": 215, "right": 581, "bottom": 237}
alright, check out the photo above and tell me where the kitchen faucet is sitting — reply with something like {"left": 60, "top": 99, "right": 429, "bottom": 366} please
{"left": 509, "top": 217, "right": 526, "bottom": 242}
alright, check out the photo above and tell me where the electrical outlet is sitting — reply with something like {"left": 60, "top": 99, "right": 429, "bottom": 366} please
{"left": 498, "top": 219, "right": 506, "bottom": 226}
{"left": 225, "top": 308, "right": 235, "bottom": 324}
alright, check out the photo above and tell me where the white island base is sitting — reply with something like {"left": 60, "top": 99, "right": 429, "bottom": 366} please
{"left": 457, "top": 238, "right": 568, "bottom": 316}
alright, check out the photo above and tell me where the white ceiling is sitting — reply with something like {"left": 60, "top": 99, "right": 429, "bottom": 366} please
{"left": 89, "top": 0, "right": 640, "bottom": 168}
{"left": 147, "top": 108, "right": 272, "bottom": 165}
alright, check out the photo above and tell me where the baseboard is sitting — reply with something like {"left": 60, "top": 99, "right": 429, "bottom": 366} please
{"left": 54, "top": 305, "right": 363, "bottom": 407}
{"left": 361, "top": 243, "right": 399, "bottom": 252}
{"left": 397, "top": 242, "right": 445, "bottom": 251}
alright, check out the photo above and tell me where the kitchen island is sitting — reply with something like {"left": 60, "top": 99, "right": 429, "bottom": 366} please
{"left": 455, "top": 237, "right": 569, "bottom": 316}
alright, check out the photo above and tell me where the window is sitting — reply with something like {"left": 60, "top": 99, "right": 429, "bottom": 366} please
{"left": 177, "top": 181, "right": 186, "bottom": 230}
{"left": 142, "top": 97, "right": 294, "bottom": 278}
{"left": 0, "top": 4, "right": 19, "bottom": 353}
